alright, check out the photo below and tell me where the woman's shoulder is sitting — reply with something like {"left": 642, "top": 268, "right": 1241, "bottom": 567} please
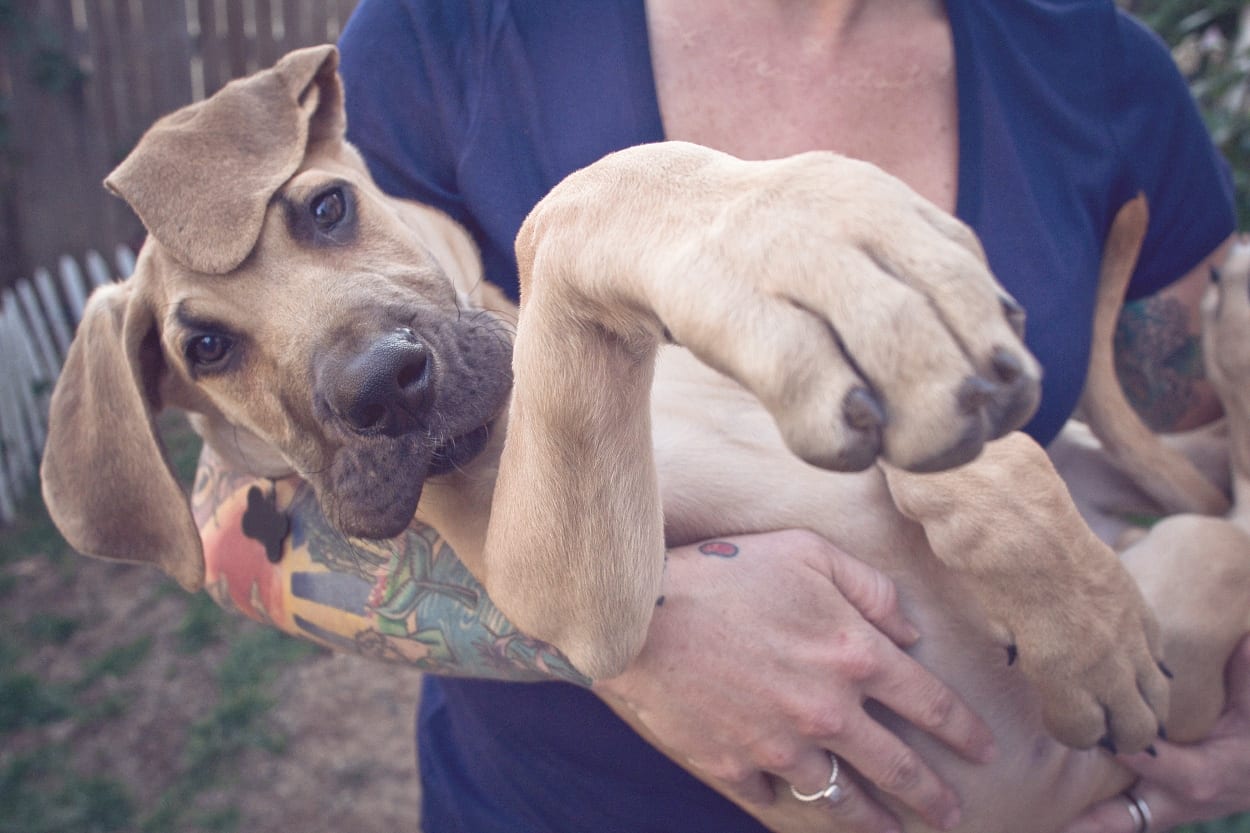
{"left": 955, "top": 0, "right": 1185, "bottom": 121}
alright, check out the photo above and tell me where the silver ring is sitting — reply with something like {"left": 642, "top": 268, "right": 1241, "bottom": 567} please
{"left": 790, "top": 752, "right": 847, "bottom": 804}
{"left": 1123, "top": 792, "right": 1152, "bottom": 833}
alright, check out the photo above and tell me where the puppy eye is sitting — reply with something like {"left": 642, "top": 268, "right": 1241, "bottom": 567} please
{"left": 186, "top": 333, "right": 233, "bottom": 368}
{"left": 310, "top": 188, "right": 346, "bottom": 231}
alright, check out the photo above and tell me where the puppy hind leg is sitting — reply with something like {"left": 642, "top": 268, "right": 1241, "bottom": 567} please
{"left": 1121, "top": 515, "right": 1250, "bottom": 742}
{"left": 1205, "top": 242, "right": 1250, "bottom": 521}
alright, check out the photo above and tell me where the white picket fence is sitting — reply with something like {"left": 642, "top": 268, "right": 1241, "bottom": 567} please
{"left": 0, "top": 245, "right": 136, "bottom": 525}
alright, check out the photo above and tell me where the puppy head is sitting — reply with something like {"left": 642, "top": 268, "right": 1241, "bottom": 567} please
{"left": 42, "top": 46, "right": 514, "bottom": 589}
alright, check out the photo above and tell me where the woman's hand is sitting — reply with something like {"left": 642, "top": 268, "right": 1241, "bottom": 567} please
{"left": 595, "top": 529, "right": 997, "bottom": 833}
{"left": 1062, "top": 634, "right": 1250, "bottom": 833}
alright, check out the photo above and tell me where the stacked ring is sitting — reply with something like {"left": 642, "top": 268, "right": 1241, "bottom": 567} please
{"left": 1123, "top": 792, "right": 1152, "bottom": 833}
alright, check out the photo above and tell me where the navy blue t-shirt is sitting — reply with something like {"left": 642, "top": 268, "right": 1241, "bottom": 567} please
{"left": 337, "top": 2, "right": 1235, "bottom": 830}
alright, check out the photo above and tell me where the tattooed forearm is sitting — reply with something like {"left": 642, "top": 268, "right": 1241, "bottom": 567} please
{"left": 193, "top": 446, "right": 589, "bottom": 686}
{"left": 1114, "top": 294, "right": 1206, "bottom": 432}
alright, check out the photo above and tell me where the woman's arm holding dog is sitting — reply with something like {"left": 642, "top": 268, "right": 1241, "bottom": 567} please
{"left": 1113, "top": 243, "right": 1231, "bottom": 433}
{"left": 192, "top": 445, "right": 587, "bottom": 683}
{"left": 192, "top": 446, "right": 995, "bottom": 832}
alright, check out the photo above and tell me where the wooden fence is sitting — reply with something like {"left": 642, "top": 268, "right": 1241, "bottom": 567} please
{"left": 0, "top": 0, "right": 359, "bottom": 288}
{"left": 0, "top": 2, "right": 359, "bottom": 525}
{"left": 0, "top": 245, "right": 136, "bottom": 524}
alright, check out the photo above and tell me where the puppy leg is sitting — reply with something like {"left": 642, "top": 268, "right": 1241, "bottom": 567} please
{"left": 1121, "top": 516, "right": 1250, "bottom": 742}
{"left": 486, "top": 142, "right": 1041, "bottom": 677}
{"left": 1125, "top": 240, "right": 1250, "bottom": 742}
{"left": 1204, "top": 241, "right": 1250, "bottom": 514}
{"left": 883, "top": 437, "right": 1169, "bottom": 753}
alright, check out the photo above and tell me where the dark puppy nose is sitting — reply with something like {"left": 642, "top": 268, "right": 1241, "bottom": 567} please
{"left": 332, "top": 327, "right": 433, "bottom": 435}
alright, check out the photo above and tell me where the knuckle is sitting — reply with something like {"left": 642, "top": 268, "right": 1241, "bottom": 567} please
{"left": 796, "top": 704, "right": 849, "bottom": 740}
{"left": 1181, "top": 765, "right": 1221, "bottom": 803}
{"left": 916, "top": 684, "right": 957, "bottom": 729}
{"left": 704, "top": 758, "right": 754, "bottom": 788}
{"left": 831, "top": 628, "right": 882, "bottom": 682}
{"left": 857, "top": 571, "right": 900, "bottom": 625}
{"left": 875, "top": 748, "right": 924, "bottom": 793}
{"left": 753, "top": 743, "right": 801, "bottom": 774}
{"left": 782, "top": 527, "right": 835, "bottom": 557}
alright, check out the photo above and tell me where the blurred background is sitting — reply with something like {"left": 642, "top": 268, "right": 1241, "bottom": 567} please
{"left": 0, "top": 1, "right": 1248, "bottom": 832}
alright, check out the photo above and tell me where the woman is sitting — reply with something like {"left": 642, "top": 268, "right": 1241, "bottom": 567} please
{"left": 195, "top": 1, "right": 1247, "bottom": 830}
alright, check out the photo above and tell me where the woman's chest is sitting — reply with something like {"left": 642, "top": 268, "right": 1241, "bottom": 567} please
{"left": 645, "top": 4, "right": 960, "bottom": 212}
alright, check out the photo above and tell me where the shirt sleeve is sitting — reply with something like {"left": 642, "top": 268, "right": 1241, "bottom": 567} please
{"left": 336, "top": 0, "right": 481, "bottom": 230}
{"left": 1109, "top": 10, "right": 1236, "bottom": 300}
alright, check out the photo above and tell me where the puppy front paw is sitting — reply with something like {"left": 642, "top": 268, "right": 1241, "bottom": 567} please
{"left": 991, "top": 555, "right": 1170, "bottom": 753}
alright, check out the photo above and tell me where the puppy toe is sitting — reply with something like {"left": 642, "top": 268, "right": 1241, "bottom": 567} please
{"left": 1039, "top": 687, "right": 1107, "bottom": 750}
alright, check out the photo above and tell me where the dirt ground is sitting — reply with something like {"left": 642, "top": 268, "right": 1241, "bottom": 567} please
{"left": 2, "top": 541, "right": 427, "bottom": 833}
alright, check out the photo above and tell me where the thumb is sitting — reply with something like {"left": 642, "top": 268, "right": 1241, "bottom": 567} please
{"left": 824, "top": 546, "right": 921, "bottom": 647}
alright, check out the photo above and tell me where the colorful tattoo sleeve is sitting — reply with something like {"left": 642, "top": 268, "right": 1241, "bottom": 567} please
{"left": 191, "top": 449, "right": 589, "bottom": 685}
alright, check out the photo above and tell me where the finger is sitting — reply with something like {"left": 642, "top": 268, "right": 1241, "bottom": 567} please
{"left": 823, "top": 714, "right": 962, "bottom": 830}
{"left": 714, "top": 768, "right": 777, "bottom": 808}
{"left": 1060, "top": 789, "right": 1177, "bottom": 833}
{"left": 1115, "top": 742, "right": 1204, "bottom": 797}
{"left": 868, "top": 650, "right": 998, "bottom": 764}
{"left": 823, "top": 547, "right": 920, "bottom": 647}
{"left": 1059, "top": 796, "right": 1133, "bottom": 833}
{"left": 778, "top": 751, "right": 905, "bottom": 833}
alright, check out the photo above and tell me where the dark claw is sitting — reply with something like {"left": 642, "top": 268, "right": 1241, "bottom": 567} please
{"left": 843, "top": 386, "right": 886, "bottom": 432}
{"left": 990, "top": 346, "right": 1022, "bottom": 384}
{"left": 1158, "top": 661, "right": 1174, "bottom": 679}
{"left": 1158, "top": 725, "right": 1168, "bottom": 741}
{"left": 958, "top": 376, "right": 997, "bottom": 415}
{"left": 1097, "top": 735, "right": 1118, "bottom": 755}
{"left": 1145, "top": 744, "right": 1158, "bottom": 758}
{"left": 1000, "top": 295, "right": 1027, "bottom": 337}
{"left": 1211, "top": 265, "right": 1222, "bottom": 284}
{"left": 1006, "top": 644, "right": 1018, "bottom": 666}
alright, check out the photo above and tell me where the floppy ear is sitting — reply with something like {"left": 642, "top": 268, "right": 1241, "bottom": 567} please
{"left": 103, "top": 44, "right": 344, "bottom": 274}
{"left": 40, "top": 276, "right": 205, "bottom": 591}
